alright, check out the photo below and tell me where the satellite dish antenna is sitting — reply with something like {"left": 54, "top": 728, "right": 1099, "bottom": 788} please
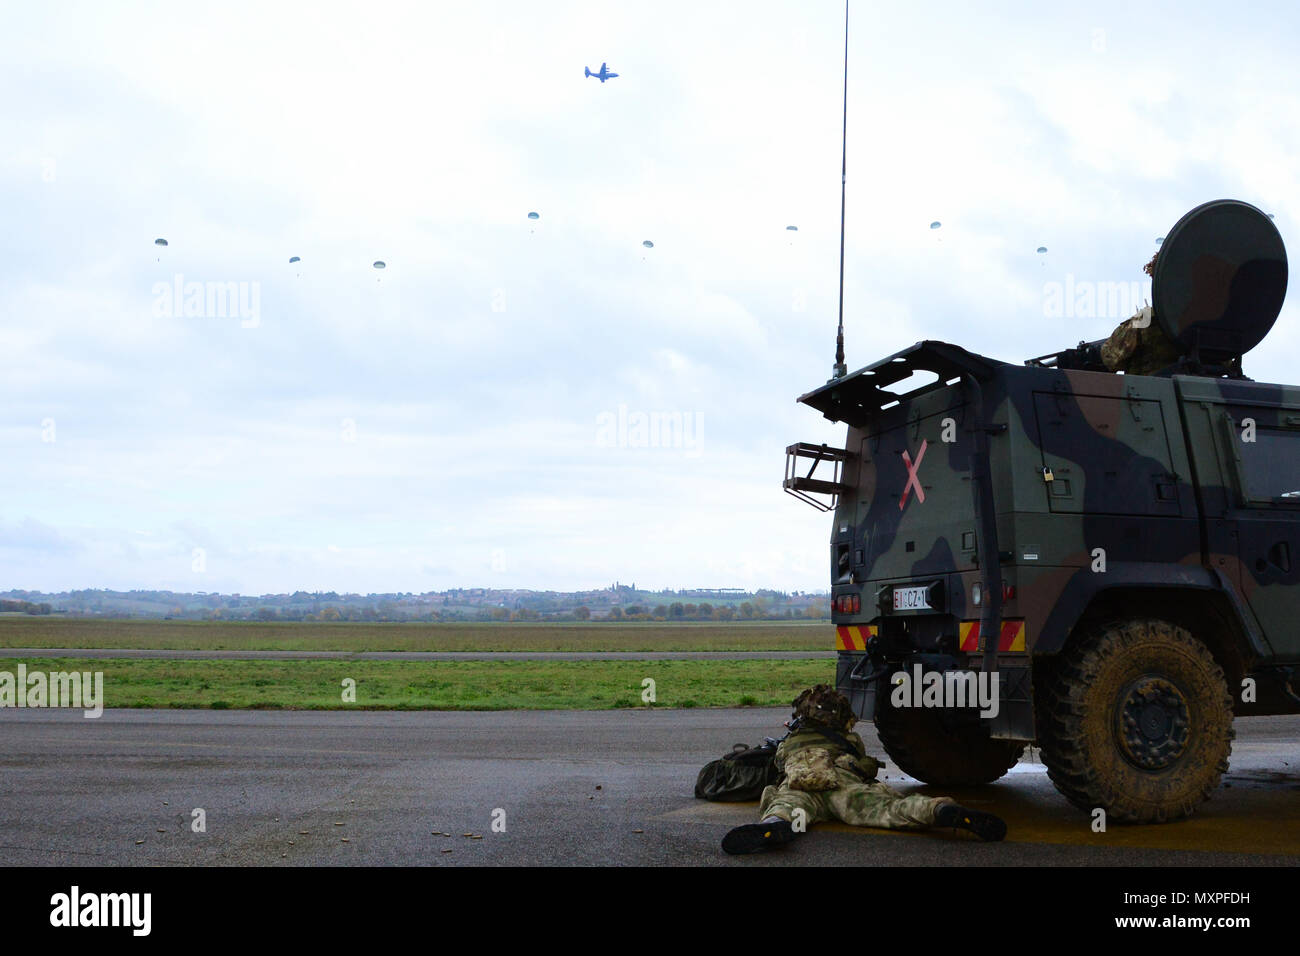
{"left": 1152, "top": 199, "right": 1287, "bottom": 363}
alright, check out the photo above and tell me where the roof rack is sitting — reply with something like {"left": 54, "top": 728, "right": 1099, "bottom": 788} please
{"left": 797, "top": 340, "right": 1003, "bottom": 427}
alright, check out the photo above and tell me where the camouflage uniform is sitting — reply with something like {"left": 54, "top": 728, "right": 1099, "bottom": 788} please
{"left": 721, "top": 685, "right": 1005, "bottom": 853}
{"left": 1100, "top": 308, "right": 1183, "bottom": 375}
{"left": 1100, "top": 255, "right": 1183, "bottom": 375}
{"left": 757, "top": 725, "right": 952, "bottom": 830}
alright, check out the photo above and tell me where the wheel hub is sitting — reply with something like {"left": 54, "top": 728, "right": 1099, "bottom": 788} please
{"left": 1116, "top": 676, "right": 1190, "bottom": 771}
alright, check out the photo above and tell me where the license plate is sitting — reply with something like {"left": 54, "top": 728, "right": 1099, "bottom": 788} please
{"left": 892, "top": 585, "right": 931, "bottom": 611}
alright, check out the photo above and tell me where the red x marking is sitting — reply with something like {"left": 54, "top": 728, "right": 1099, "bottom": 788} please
{"left": 899, "top": 439, "right": 928, "bottom": 510}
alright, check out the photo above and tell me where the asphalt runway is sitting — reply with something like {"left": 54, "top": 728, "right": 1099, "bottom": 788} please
{"left": 0, "top": 707, "right": 1296, "bottom": 866}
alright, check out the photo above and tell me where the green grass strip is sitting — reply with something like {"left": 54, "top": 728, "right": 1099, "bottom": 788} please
{"left": 0, "top": 657, "right": 835, "bottom": 711}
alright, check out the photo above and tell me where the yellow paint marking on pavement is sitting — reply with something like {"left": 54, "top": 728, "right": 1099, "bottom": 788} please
{"left": 934, "top": 774, "right": 1300, "bottom": 856}
{"left": 660, "top": 773, "right": 1300, "bottom": 856}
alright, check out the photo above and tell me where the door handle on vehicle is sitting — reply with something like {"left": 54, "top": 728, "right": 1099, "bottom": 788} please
{"left": 1257, "top": 541, "right": 1292, "bottom": 575}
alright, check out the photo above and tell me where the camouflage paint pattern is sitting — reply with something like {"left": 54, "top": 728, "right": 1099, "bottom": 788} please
{"left": 797, "top": 337, "right": 1300, "bottom": 741}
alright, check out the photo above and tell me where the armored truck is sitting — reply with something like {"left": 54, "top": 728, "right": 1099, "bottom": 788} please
{"left": 785, "top": 200, "right": 1297, "bottom": 822}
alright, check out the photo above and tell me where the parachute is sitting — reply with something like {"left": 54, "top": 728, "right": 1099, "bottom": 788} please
{"left": 1036, "top": 246, "right": 1047, "bottom": 254}
{"left": 929, "top": 221, "right": 941, "bottom": 230}
{"left": 786, "top": 225, "right": 798, "bottom": 231}
{"left": 289, "top": 256, "right": 301, "bottom": 264}
{"left": 527, "top": 212, "right": 540, "bottom": 220}
{"left": 373, "top": 261, "right": 386, "bottom": 269}
{"left": 154, "top": 238, "right": 168, "bottom": 246}
{"left": 642, "top": 240, "right": 654, "bottom": 249}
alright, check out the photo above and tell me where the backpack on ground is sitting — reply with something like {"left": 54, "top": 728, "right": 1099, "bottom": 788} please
{"left": 694, "top": 740, "right": 781, "bottom": 802}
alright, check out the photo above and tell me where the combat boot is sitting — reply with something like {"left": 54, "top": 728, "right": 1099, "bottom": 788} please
{"left": 721, "top": 819, "right": 798, "bottom": 855}
{"left": 934, "top": 802, "right": 1007, "bottom": 842}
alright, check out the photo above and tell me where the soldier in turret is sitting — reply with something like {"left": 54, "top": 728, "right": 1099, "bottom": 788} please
{"left": 1099, "top": 253, "right": 1184, "bottom": 375}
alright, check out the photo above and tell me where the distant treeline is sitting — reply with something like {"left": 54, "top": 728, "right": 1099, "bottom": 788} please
{"left": 0, "top": 588, "right": 830, "bottom": 623}
{"left": 0, "top": 599, "right": 53, "bottom": 615}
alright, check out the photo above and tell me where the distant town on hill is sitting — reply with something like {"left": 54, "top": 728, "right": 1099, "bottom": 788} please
{"left": 0, "top": 583, "right": 831, "bottom": 623}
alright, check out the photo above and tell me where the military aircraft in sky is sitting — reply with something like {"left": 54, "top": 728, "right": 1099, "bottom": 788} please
{"left": 584, "top": 62, "right": 618, "bottom": 83}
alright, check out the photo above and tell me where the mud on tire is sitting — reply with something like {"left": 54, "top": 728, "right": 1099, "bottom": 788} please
{"left": 1037, "top": 618, "right": 1234, "bottom": 824}
{"left": 874, "top": 701, "right": 1024, "bottom": 786}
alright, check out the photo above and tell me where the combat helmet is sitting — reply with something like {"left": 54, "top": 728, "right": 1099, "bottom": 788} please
{"left": 791, "top": 684, "right": 856, "bottom": 731}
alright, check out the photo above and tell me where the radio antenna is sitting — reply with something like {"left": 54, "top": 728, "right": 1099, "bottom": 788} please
{"left": 832, "top": 0, "right": 849, "bottom": 380}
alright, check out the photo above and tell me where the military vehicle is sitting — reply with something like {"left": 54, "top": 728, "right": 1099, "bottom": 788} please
{"left": 784, "top": 199, "right": 1297, "bottom": 822}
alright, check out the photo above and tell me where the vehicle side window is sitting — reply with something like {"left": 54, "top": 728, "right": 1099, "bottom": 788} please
{"left": 1216, "top": 403, "right": 1300, "bottom": 509}
{"left": 1236, "top": 425, "right": 1300, "bottom": 505}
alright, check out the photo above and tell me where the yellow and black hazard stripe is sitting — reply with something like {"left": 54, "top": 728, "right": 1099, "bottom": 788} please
{"left": 958, "top": 619, "right": 1027, "bottom": 652}
{"left": 837, "top": 621, "right": 1026, "bottom": 652}
{"left": 835, "top": 624, "right": 878, "bottom": 651}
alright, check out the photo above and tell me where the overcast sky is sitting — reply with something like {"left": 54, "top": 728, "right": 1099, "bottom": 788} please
{"left": 2, "top": 1, "right": 1298, "bottom": 595}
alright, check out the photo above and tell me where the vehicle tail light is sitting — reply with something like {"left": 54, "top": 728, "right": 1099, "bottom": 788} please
{"left": 973, "top": 583, "right": 1014, "bottom": 606}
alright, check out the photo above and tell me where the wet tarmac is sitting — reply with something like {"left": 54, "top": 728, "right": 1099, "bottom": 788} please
{"left": 0, "top": 708, "right": 1294, "bottom": 866}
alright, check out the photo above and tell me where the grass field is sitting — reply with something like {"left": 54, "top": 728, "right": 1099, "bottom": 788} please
{"left": 0, "top": 657, "right": 834, "bottom": 710}
{"left": 0, "top": 617, "right": 833, "bottom": 652}
{"left": 0, "top": 620, "right": 836, "bottom": 710}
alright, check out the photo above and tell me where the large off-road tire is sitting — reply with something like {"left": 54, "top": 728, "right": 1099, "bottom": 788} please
{"left": 874, "top": 701, "right": 1024, "bottom": 786}
{"left": 1037, "top": 619, "right": 1233, "bottom": 823}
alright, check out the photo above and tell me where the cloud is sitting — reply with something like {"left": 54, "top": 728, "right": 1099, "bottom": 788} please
{"left": 2, "top": 1, "right": 1297, "bottom": 592}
